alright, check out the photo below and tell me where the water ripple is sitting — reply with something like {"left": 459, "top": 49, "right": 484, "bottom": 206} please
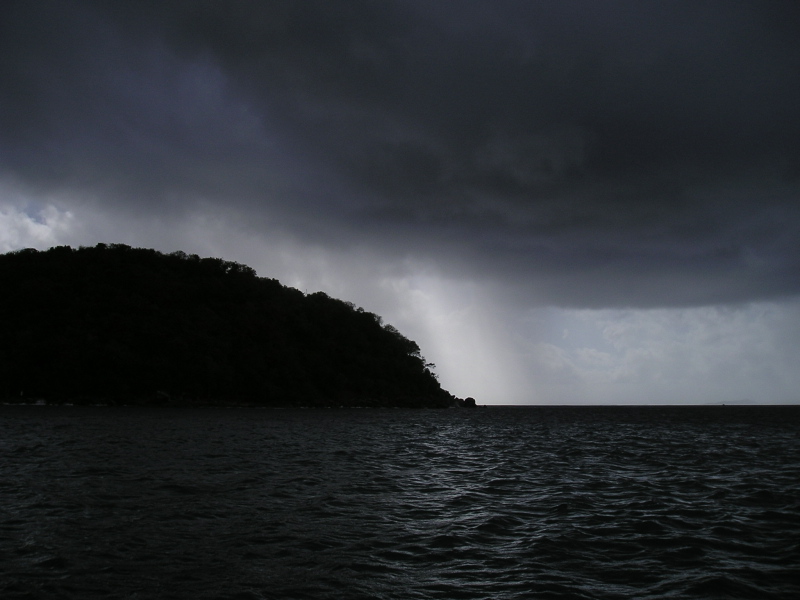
{"left": 1, "top": 405, "right": 798, "bottom": 599}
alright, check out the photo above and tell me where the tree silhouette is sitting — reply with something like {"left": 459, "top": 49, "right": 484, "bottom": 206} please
{"left": 0, "top": 244, "right": 460, "bottom": 408}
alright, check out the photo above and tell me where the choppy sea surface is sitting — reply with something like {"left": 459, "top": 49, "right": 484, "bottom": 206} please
{"left": 1, "top": 405, "right": 798, "bottom": 599}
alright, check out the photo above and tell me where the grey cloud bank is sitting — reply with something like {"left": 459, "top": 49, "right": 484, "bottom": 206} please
{"left": 2, "top": 1, "right": 799, "bottom": 403}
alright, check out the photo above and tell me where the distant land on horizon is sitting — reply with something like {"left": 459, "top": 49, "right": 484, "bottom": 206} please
{"left": 0, "top": 244, "right": 471, "bottom": 409}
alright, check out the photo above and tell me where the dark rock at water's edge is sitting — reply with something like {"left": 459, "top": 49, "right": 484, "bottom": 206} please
{"left": 447, "top": 396, "right": 477, "bottom": 408}
{"left": 0, "top": 244, "right": 466, "bottom": 409}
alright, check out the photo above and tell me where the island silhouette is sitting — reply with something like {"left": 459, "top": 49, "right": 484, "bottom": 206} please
{"left": 1, "top": 244, "right": 471, "bottom": 408}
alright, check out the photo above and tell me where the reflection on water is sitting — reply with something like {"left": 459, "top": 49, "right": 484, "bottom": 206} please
{"left": 1, "top": 405, "right": 798, "bottom": 599}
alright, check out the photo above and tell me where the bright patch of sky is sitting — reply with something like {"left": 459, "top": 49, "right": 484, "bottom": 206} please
{"left": 0, "top": 195, "right": 800, "bottom": 404}
{"left": 2, "top": 194, "right": 799, "bottom": 405}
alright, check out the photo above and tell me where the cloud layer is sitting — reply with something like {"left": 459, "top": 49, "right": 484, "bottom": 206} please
{"left": 2, "top": 1, "right": 799, "bottom": 402}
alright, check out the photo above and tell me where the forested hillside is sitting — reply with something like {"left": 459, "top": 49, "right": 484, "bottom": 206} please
{"left": 0, "top": 244, "right": 459, "bottom": 407}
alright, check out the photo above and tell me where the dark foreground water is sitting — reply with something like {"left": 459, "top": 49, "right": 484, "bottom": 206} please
{"left": 1, "top": 405, "right": 798, "bottom": 600}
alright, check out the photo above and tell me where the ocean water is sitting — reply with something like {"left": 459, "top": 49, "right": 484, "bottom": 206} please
{"left": 1, "top": 405, "right": 798, "bottom": 600}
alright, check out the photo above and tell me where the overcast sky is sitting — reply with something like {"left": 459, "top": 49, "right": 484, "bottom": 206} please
{"left": 2, "top": 0, "right": 799, "bottom": 404}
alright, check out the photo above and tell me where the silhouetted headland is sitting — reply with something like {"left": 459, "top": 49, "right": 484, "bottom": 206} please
{"left": 1, "top": 244, "right": 471, "bottom": 408}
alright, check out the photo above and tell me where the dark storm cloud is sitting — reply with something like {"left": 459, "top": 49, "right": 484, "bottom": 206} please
{"left": 2, "top": 0, "right": 799, "bottom": 307}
